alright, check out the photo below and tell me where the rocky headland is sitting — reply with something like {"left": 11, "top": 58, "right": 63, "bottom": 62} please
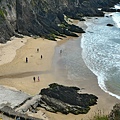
{"left": 0, "top": 0, "right": 119, "bottom": 42}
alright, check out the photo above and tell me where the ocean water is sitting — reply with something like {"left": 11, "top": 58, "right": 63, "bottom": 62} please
{"left": 53, "top": 37, "right": 94, "bottom": 80}
{"left": 53, "top": 5, "right": 120, "bottom": 100}
{"left": 81, "top": 11, "right": 120, "bottom": 99}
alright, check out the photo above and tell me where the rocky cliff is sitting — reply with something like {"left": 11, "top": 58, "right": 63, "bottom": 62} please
{"left": 0, "top": 0, "right": 119, "bottom": 43}
{"left": 109, "top": 103, "right": 120, "bottom": 120}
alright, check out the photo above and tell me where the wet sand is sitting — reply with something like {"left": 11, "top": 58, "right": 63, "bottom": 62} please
{"left": 46, "top": 36, "right": 120, "bottom": 120}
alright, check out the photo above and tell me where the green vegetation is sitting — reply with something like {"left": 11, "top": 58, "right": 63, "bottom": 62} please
{"left": 30, "top": 0, "right": 35, "bottom": 6}
{"left": 32, "top": 35, "right": 40, "bottom": 39}
{"left": 41, "top": 1, "right": 49, "bottom": 13}
{"left": 89, "top": 110, "right": 109, "bottom": 120}
{"left": 58, "top": 23, "right": 66, "bottom": 28}
{"left": 46, "top": 33, "right": 57, "bottom": 40}
{"left": 0, "top": 9, "right": 5, "bottom": 19}
{"left": 92, "top": 115, "right": 108, "bottom": 120}
{"left": 49, "top": 33, "right": 56, "bottom": 39}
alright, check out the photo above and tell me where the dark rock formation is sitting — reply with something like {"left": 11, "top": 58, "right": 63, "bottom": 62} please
{"left": 12, "top": 83, "right": 98, "bottom": 115}
{"left": 0, "top": 0, "right": 119, "bottom": 43}
{"left": 108, "top": 103, "right": 120, "bottom": 120}
{"left": 101, "top": 7, "right": 120, "bottom": 12}
{"left": 0, "top": 14, "right": 14, "bottom": 43}
{"left": 107, "top": 24, "right": 114, "bottom": 27}
{"left": 39, "top": 83, "right": 98, "bottom": 114}
{"left": 0, "top": 106, "right": 42, "bottom": 120}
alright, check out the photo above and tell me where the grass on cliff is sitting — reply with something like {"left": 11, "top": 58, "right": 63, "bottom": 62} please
{"left": 88, "top": 110, "right": 109, "bottom": 120}
{"left": 85, "top": 110, "right": 109, "bottom": 120}
{"left": 0, "top": 9, "right": 5, "bottom": 18}
{"left": 92, "top": 115, "right": 108, "bottom": 120}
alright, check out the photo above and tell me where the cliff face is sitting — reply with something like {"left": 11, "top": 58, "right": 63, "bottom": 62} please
{"left": 0, "top": 0, "right": 119, "bottom": 43}
{"left": 0, "top": 0, "right": 16, "bottom": 43}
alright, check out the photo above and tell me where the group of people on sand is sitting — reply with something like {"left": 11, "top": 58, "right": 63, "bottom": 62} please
{"left": 33, "top": 76, "right": 40, "bottom": 82}
{"left": 25, "top": 48, "right": 43, "bottom": 83}
{"left": 25, "top": 48, "right": 63, "bottom": 83}
{"left": 25, "top": 48, "right": 43, "bottom": 63}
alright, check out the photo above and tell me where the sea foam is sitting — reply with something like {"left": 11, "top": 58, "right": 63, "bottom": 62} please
{"left": 81, "top": 13, "right": 120, "bottom": 99}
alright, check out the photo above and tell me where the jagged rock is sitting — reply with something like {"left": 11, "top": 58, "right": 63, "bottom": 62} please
{"left": 13, "top": 83, "right": 97, "bottom": 115}
{"left": 15, "top": 95, "right": 41, "bottom": 113}
{"left": 107, "top": 24, "right": 114, "bottom": 27}
{"left": 40, "top": 95, "right": 90, "bottom": 115}
{"left": 101, "top": 7, "right": 120, "bottom": 12}
{"left": 0, "top": 106, "right": 42, "bottom": 120}
{"left": 39, "top": 83, "right": 98, "bottom": 115}
{"left": 67, "top": 24, "right": 85, "bottom": 33}
{"left": 108, "top": 103, "right": 120, "bottom": 120}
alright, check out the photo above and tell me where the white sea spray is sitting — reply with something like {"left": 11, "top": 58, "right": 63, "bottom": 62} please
{"left": 81, "top": 13, "right": 120, "bottom": 99}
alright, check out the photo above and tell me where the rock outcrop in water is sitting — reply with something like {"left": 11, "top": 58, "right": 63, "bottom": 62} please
{"left": 0, "top": 0, "right": 119, "bottom": 43}
{"left": 107, "top": 23, "right": 114, "bottom": 27}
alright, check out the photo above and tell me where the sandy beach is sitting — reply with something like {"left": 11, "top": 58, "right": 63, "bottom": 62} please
{"left": 0, "top": 36, "right": 57, "bottom": 95}
{"left": 0, "top": 22, "right": 119, "bottom": 120}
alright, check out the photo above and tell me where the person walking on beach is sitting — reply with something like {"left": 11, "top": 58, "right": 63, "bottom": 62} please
{"left": 41, "top": 55, "right": 43, "bottom": 59}
{"left": 37, "top": 48, "right": 39, "bottom": 53}
{"left": 60, "top": 50, "right": 62, "bottom": 54}
{"left": 33, "top": 77, "right": 35, "bottom": 82}
{"left": 38, "top": 76, "right": 40, "bottom": 82}
{"left": 26, "top": 57, "right": 28, "bottom": 63}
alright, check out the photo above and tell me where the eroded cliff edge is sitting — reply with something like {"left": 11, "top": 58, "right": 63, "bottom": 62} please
{"left": 0, "top": 0, "right": 119, "bottom": 43}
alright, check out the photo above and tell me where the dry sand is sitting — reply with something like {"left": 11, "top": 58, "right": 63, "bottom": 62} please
{"left": 0, "top": 36, "right": 57, "bottom": 95}
{"left": 0, "top": 23, "right": 119, "bottom": 120}
{"left": 0, "top": 36, "right": 28, "bottom": 65}
{"left": 0, "top": 36, "right": 57, "bottom": 120}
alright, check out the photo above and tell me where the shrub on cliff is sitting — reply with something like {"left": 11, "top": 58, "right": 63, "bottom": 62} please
{"left": 92, "top": 115, "right": 108, "bottom": 120}
{"left": 108, "top": 103, "right": 120, "bottom": 120}
{"left": 0, "top": 9, "right": 5, "bottom": 19}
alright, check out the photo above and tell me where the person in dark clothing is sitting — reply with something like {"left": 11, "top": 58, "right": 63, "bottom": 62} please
{"left": 33, "top": 77, "right": 35, "bottom": 82}
{"left": 26, "top": 57, "right": 28, "bottom": 63}
{"left": 41, "top": 55, "right": 43, "bottom": 59}
{"left": 60, "top": 50, "right": 62, "bottom": 54}
{"left": 37, "top": 48, "right": 39, "bottom": 52}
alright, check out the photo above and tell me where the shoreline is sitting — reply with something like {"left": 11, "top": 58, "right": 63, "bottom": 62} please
{"left": 0, "top": 21, "right": 119, "bottom": 120}
{"left": 82, "top": 14, "right": 120, "bottom": 100}
{"left": 50, "top": 30, "right": 120, "bottom": 120}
